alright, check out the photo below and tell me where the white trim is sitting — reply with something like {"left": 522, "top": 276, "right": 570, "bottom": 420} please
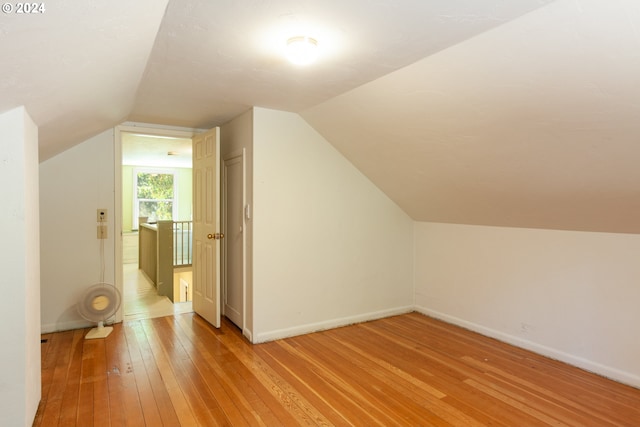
{"left": 243, "top": 328, "right": 253, "bottom": 343}
{"left": 415, "top": 305, "right": 640, "bottom": 390}
{"left": 254, "top": 306, "right": 414, "bottom": 343}
{"left": 41, "top": 318, "right": 119, "bottom": 334}
{"left": 113, "top": 128, "right": 123, "bottom": 323}
{"left": 222, "top": 148, "right": 247, "bottom": 336}
{"left": 41, "top": 319, "right": 93, "bottom": 334}
{"left": 118, "top": 123, "right": 205, "bottom": 138}
{"left": 114, "top": 124, "right": 200, "bottom": 323}
{"left": 241, "top": 149, "right": 247, "bottom": 339}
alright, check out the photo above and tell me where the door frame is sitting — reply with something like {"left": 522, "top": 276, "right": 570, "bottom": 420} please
{"left": 222, "top": 148, "right": 247, "bottom": 330}
{"left": 114, "top": 124, "right": 201, "bottom": 322}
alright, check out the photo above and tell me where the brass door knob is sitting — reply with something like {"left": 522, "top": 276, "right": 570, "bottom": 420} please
{"left": 207, "top": 233, "right": 214, "bottom": 239}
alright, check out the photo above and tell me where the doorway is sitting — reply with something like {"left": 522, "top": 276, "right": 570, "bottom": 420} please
{"left": 116, "top": 126, "right": 196, "bottom": 321}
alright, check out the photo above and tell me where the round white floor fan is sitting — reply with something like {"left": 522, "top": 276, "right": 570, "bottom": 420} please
{"left": 77, "top": 283, "right": 121, "bottom": 340}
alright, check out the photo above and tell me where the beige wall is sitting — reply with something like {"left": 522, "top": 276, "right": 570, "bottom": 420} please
{"left": 414, "top": 221, "right": 640, "bottom": 388}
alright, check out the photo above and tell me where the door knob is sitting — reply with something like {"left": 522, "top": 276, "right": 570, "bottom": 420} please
{"left": 207, "top": 233, "right": 214, "bottom": 239}
{"left": 207, "top": 233, "right": 224, "bottom": 240}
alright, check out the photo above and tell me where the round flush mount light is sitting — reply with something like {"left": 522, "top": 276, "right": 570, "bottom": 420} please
{"left": 286, "top": 36, "right": 319, "bottom": 66}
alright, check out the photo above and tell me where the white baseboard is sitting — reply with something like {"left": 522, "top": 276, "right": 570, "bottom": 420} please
{"left": 415, "top": 306, "right": 640, "bottom": 390}
{"left": 243, "top": 327, "right": 253, "bottom": 343}
{"left": 41, "top": 319, "right": 93, "bottom": 334}
{"left": 253, "top": 305, "right": 414, "bottom": 343}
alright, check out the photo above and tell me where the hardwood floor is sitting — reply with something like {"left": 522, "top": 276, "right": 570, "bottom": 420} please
{"left": 34, "top": 312, "right": 640, "bottom": 426}
{"left": 123, "top": 263, "right": 192, "bottom": 322}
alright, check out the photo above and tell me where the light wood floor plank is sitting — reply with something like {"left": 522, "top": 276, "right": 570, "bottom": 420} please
{"left": 35, "top": 312, "right": 640, "bottom": 427}
{"left": 324, "top": 322, "right": 512, "bottom": 426}
{"left": 141, "top": 321, "right": 228, "bottom": 426}
{"left": 57, "top": 329, "right": 85, "bottom": 427}
{"left": 361, "top": 317, "right": 566, "bottom": 426}
{"left": 36, "top": 330, "right": 74, "bottom": 427}
{"left": 76, "top": 340, "right": 96, "bottom": 426}
{"left": 194, "top": 316, "right": 330, "bottom": 426}
{"left": 135, "top": 320, "right": 198, "bottom": 427}
{"left": 276, "top": 336, "right": 436, "bottom": 426}
{"left": 91, "top": 339, "right": 111, "bottom": 427}
{"left": 132, "top": 320, "right": 182, "bottom": 426}
{"left": 122, "top": 322, "right": 165, "bottom": 427}
{"left": 314, "top": 332, "right": 484, "bottom": 427}
{"left": 169, "top": 315, "right": 269, "bottom": 427}
{"left": 104, "top": 323, "right": 141, "bottom": 427}
{"left": 186, "top": 316, "right": 303, "bottom": 426}
{"left": 141, "top": 317, "right": 226, "bottom": 426}
{"left": 257, "top": 340, "right": 371, "bottom": 426}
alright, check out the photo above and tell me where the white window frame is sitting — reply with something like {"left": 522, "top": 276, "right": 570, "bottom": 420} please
{"left": 133, "top": 167, "right": 179, "bottom": 230}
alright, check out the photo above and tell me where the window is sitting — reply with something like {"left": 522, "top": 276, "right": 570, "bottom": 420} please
{"left": 134, "top": 169, "right": 178, "bottom": 229}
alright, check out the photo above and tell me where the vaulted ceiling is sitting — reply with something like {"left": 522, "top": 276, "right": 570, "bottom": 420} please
{"left": 3, "top": 0, "right": 640, "bottom": 233}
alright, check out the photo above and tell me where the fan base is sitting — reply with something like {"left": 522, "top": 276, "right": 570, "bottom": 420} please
{"left": 85, "top": 325, "right": 113, "bottom": 340}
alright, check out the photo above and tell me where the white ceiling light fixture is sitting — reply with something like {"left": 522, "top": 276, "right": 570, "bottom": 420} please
{"left": 286, "top": 36, "right": 319, "bottom": 65}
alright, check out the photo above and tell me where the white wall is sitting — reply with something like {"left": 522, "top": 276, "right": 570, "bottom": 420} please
{"left": 414, "top": 221, "right": 640, "bottom": 388}
{"left": 0, "top": 106, "right": 41, "bottom": 426}
{"left": 252, "top": 108, "right": 414, "bottom": 342}
{"left": 221, "top": 109, "right": 254, "bottom": 339}
{"left": 40, "top": 129, "right": 115, "bottom": 332}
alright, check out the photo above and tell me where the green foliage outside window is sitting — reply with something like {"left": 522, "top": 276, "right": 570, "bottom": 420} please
{"left": 137, "top": 172, "right": 174, "bottom": 221}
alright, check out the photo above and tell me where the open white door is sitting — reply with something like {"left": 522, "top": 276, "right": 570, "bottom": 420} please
{"left": 192, "top": 127, "right": 221, "bottom": 328}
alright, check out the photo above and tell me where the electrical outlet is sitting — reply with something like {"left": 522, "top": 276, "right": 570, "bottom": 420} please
{"left": 97, "top": 225, "right": 107, "bottom": 239}
{"left": 97, "top": 209, "right": 107, "bottom": 222}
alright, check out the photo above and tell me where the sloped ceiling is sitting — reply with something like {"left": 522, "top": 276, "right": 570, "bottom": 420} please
{"left": 0, "top": 0, "right": 170, "bottom": 160}
{"left": 3, "top": 0, "right": 640, "bottom": 233}
{"left": 129, "top": 0, "right": 552, "bottom": 127}
{"left": 302, "top": 0, "right": 640, "bottom": 233}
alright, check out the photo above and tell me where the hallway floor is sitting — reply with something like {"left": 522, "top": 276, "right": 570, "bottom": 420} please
{"left": 123, "top": 263, "right": 192, "bottom": 321}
